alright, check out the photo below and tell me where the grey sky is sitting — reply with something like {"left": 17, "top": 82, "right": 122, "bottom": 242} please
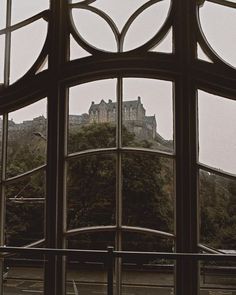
{"left": 1, "top": 0, "right": 236, "bottom": 174}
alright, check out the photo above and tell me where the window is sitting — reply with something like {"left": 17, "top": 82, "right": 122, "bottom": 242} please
{"left": 0, "top": 1, "right": 235, "bottom": 295}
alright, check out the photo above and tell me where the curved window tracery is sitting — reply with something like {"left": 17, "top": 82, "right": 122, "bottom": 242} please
{"left": 0, "top": 0, "right": 235, "bottom": 294}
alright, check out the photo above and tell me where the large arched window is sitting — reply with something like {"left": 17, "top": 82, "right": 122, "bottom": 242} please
{"left": 0, "top": 1, "right": 235, "bottom": 295}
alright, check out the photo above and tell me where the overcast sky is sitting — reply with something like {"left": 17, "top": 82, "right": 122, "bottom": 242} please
{"left": 0, "top": 0, "right": 236, "bottom": 174}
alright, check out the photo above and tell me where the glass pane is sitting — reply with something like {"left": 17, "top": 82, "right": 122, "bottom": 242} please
{"left": 3, "top": 255, "right": 45, "bottom": 294}
{"left": 200, "top": 260, "right": 236, "bottom": 294}
{"left": 198, "top": 90, "right": 236, "bottom": 175}
{"left": 0, "top": 0, "right": 7, "bottom": 29}
{"left": 122, "top": 258, "right": 175, "bottom": 295}
{"left": 72, "top": 8, "right": 117, "bottom": 52}
{"left": 122, "top": 232, "right": 174, "bottom": 252}
{"left": 67, "top": 154, "right": 116, "bottom": 230}
{"left": 123, "top": 78, "right": 173, "bottom": 152}
{"left": 11, "top": 0, "right": 49, "bottom": 24}
{"left": 67, "top": 232, "right": 115, "bottom": 250}
{"left": 122, "top": 153, "right": 174, "bottom": 233}
{"left": 70, "top": 35, "right": 90, "bottom": 60}
{"left": 7, "top": 98, "right": 47, "bottom": 178}
{"left": 150, "top": 27, "right": 173, "bottom": 53}
{"left": 5, "top": 171, "right": 45, "bottom": 246}
{"left": 123, "top": 0, "right": 171, "bottom": 51}
{"left": 10, "top": 20, "right": 48, "bottom": 83}
{"left": 66, "top": 232, "right": 113, "bottom": 295}
{"left": 0, "top": 35, "right": 5, "bottom": 83}
{"left": 68, "top": 79, "right": 117, "bottom": 154}
{"left": 197, "top": 43, "right": 213, "bottom": 63}
{"left": 66, "top": 248, "right": 108, "bottom": 295}
{"left": 199, "top": 170, "right": 236, "bottom": 251}
{"left": 199, "top": 1, "right": 236, "bottom": 68}
{"left": 35, "top": 56, "right": 48, "bottom": 74}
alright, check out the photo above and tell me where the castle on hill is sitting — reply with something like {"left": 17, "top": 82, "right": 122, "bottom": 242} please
{"left": 0, "top": 96, "right": 161, "bottom": 142}
{"left": 87, "top": 96, "right": 157, "bottom": 139}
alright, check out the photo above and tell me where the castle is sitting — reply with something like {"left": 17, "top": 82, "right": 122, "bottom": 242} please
{"left": 0, "top": 97, "right": 159, "bottom": 142}
{"left": 87, "top": 97, "right": 157, "bottom": 139}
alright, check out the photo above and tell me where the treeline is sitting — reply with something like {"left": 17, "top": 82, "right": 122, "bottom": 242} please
{"left": 4, "top": 123, "right": 236, "bottom": 251}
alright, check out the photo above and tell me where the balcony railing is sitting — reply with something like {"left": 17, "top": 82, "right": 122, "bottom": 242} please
{"left": 0, "top": 246, "right": 236, "bottom": 295}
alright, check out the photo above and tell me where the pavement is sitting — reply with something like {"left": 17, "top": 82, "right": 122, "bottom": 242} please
{"left": 2, "top": 266, "right": 236, "bottom": 295}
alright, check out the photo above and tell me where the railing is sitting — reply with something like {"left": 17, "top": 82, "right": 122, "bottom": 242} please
{"left": 1, "top": 246, "right": 236, "bottom": 295}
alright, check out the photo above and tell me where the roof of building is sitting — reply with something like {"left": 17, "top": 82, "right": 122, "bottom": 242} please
{"left": 89, "top": 97, "right": 143, "bottom": 112}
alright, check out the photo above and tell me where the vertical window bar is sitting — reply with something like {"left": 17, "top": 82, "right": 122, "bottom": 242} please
{"left": 0, "top": 114, "right": 8, "bottom": 295}
{"left": 115, "top": 77, "right": 123, "bottom": 295}
{"left": 4, "top": 0, "right": 12, "bottom": 85}
{"left": 45, "top": 0, "right": 69, "bottom": 294}
{"left": 174, "top": 0, "right": 199, "bottom": 294}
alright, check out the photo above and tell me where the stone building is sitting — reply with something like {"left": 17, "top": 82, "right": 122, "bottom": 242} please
{"left": 88, "top": 96, "right": 157, "bottom": 139}
{"left": 0, "top": 97, "right": 158, "bottom": 141}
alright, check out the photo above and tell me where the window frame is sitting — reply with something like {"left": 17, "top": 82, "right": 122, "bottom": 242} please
{"left": 0, "top": 0, "right": 235, "bottom": 295}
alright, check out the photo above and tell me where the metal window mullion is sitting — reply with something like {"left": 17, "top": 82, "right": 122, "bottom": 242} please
{"left": 174, "top": 0, "right": 199, "bottom": 294}
{"left": 0, "top": 114, "right": 8, "bottom": 295}
{"left": 0, "top": 114, "right": 7, "bottom": 245}
{"left": 115, "top": 77, "right": 123, "bottom": 295}
{"left": 44, "top": 0, "right": 69, "bottom": 294}
{"left": 4, "top": 0, "right": 12, "bottom": 86}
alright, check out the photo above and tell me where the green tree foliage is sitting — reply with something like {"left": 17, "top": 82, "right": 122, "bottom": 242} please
{"left": 67, "top": 123, "right": 174, "bottom": 251}
{"left": 5, "top": 130, "right": 45, "bottom": 246}
{"left": 200, "top": 171, "right": 236, "bottom": 250}
{"left": 5, "top": 121, "right": 236, "bottom": 252}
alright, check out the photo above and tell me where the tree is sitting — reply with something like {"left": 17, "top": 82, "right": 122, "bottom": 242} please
{"left": 67, "top": 123, "right": 174, "bottom": 251}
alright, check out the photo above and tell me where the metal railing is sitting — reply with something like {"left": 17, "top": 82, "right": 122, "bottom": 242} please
{"left": 1, "top": 246, "right": 236, "bottom": 295}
